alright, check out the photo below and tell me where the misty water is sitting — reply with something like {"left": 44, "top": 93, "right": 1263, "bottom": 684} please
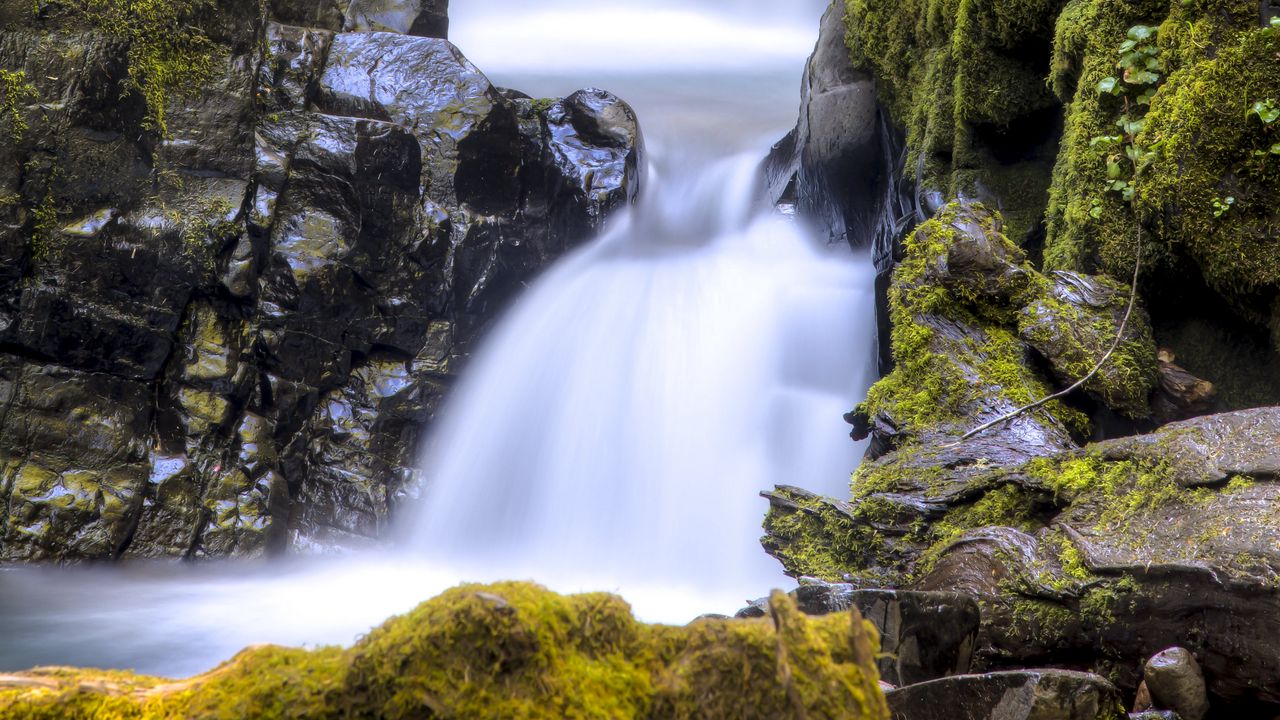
{"left": 0, "top": 0, "right": 877, "bottom": 678}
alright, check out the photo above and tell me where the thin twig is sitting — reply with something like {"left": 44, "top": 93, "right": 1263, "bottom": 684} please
{"left": 958, "top": 226, "right": 1144, "bottom": 442}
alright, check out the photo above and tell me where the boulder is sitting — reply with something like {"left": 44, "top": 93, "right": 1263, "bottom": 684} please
{"left": 0, "top": 3, "right": 642, "bottom": 560}
{"left": 884, "top": 670, "right": 1122, "bottom": 720}
{"left": 1143, "top": 648, "right": 1208, "bottom": 720}
{"left": 765, "top": 0, "right": 882, "bottom": 246}
{"left": 738, "top": 584, "right": 979, "bottom": 687}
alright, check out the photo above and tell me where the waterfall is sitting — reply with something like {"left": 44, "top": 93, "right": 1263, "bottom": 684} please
{"left": 411, "top": 145, "right": 876, "bottom": 602}
{"left": 0, "top": 0, "right": 876, "bottom": 679}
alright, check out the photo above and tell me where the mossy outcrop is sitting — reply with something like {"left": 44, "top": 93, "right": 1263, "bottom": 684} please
{"left": 766, "top": 200, "right": 1158, "bottom": 586}
{"left": 0, "top": 582, "right": 890, "bottom": 720}
{"left": 843, "top": 0, "right": 1068, "bottom": 245}
{"left": 761, "top": 199, "right": 1280, "bottom": 710}
{"left": 841, "top": 0, "right": 1280, "bottom": 403}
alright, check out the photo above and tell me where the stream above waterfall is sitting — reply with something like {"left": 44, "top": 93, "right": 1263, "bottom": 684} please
{"left": 0, "top": 0, "right": 875, "bottom": 678}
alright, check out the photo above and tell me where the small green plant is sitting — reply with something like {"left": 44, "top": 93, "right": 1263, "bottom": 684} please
{"left": 0, "top": 69, "right": 36, "bottom": 142}
{"left": 1088, "top": 25, "right": 1164, "bottom": 217}
{"left": 1212, "top": 196, "right": 1235, "bottom": 217}
{"left": 1247, "top": 98, "right": 1280, "bottom": 158}
{"left": 1249, "top": 99, "right": 1280, "bottom": 124}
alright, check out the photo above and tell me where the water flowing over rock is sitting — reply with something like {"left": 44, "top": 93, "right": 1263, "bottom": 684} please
{"left": 0, "top": 1, "right": 641, "bottom": 560}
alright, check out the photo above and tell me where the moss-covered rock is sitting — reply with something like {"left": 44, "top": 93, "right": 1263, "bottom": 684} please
{"left": 855, "top": 200, "right": 1154, "bottom": 447}
{"left": 763, "top": 199, "right": 1158, "bottom": 586}
{"left": 844, "top": 0, "right": 1067, "bottom": 244}
{"left": 0, "top": 582, "right": 890, "bottom": 720}
{"left": 768, "top": 405, "right": 1280, "bottom": 708}
{"left": 1043, "top": 0, "right": 1280, "bottom": 351}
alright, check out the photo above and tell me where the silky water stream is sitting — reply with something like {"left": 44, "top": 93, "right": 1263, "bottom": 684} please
{"left": 0, "top": 0, "right": 877, "bottom": 677}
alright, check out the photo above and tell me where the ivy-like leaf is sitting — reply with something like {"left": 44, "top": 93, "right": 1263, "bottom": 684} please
{"left": 1128, "top": 25, "right": 1156, "bottom": 41}
{"left": 1125, "top": 69, "right": 1160, "bottom": 85}
{"left": 1250, "top": 99, "right": 1280, "bottom": 124}
{"left": 1097, "top": 76, "right": 1119, "bottom": 95}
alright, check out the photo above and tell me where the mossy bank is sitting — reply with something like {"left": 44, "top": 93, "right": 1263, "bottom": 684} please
{"left": 0, "top": 582, "right": 889, "bottom": 720}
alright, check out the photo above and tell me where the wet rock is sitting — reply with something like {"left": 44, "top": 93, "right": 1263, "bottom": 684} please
{"left": 737, "top": 582, "right": 978, "bottom": 687}
{"left": 765, "top": 0, "right": 881, "bottom": 245}
{"left": 848, "top": 589, "right": 979, "bottom": 687}
{"left": 1144, "top": 648, "right": 1208, "bottom": 720}
{"left": 1018, "top": 270, "right": 1158, "bottom": 419}
{"left": 1150, "top": 349, "right": 1216, "bottom": 424}
{"left": 343, "top": 0, "right": 449, "bottom": 38}
{"left": 1129, "top": 712, "right": 1181, "bottom": 720}
{"left": 0, "top": 3, "right": 642, "bottom": 561}
{"left": 1133, "top": 681, "right": 1154, "bottom": 712}
{"left": 884, "top": 670, "right": 1122, "bottom": 720}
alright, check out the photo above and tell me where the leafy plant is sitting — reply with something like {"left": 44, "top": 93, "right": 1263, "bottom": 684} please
{"left": 0, "top": 69, "right": 36, "bottom": 142}
{"left": 1249, "top": 99, "right": 1280, "bottom": 124}
{"left": 1212, "top": 196, "right": 1235, "bottom": 217}
{"left": 1088, "top": 25, "right": 1164, "bottom": 217}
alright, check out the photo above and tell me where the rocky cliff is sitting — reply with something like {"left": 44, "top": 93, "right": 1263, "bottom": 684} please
{"left": 0, "top": 0, "right": 642, "bottom": 560}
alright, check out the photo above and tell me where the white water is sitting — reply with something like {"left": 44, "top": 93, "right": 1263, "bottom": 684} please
{"left": 0, "top": 0, "right": 876, "bottom": 678}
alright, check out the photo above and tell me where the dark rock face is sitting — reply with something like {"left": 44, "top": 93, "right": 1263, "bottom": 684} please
{"left": 766, "top": 0, "right": 882, "bottom": 246}
{"left": 270, "top": 0, "right": 448, "bottom": 37}
{"left": 0, "top": 3, "right": 640, "bottom": 559}
{"left": 885, "top": 670, "right": 1122, "bottom": 720}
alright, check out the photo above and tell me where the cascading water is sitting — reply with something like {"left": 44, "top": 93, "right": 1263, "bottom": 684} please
{"left": 0, "top": 0, "right": 875, "bottom": 678}
{"left": 412, "top": 150, "right": 875, "bottom": 601}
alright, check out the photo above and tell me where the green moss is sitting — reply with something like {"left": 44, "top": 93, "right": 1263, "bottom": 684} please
{"left": 762, "top": 489, "right": 888, "bottom": 583}
{"left": 1017, "top": 276, "right": 1157, "bottom": 419}
{"left": 857, "top": 203, "right": 1092, "bottom": 443}
{"left": 0, "top": 583, "right": 891, "bottom": 720}
{"left": 0, "top": 69, "right": 35, "bottom": 142}
{"left": 78, "top": 0, "right": 222, "bottom": 136}
{"left": 29, "top": 187, "right": 62, "bottom": 262}
{"left": 1045, "top": 0, "right": 1280, "bottom": 334}
{"left": 1024, "top": 453, "right": 1207, "bottom": 535}
{"left": 845, "top": 0, "right": 1066, "bottom": 242}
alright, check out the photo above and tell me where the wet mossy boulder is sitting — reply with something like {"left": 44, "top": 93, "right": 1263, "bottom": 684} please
{"left": 853, "top": 200, "right": 1155, "bottom": 451}
{"left": 0, "top": 582, "right": 891, "bottom": 720}
{"left": 765, "top": 200, "right": 1158, "bottom": 586}
{"left": 766, "top": 406, "right": 1280, "bottom": 710}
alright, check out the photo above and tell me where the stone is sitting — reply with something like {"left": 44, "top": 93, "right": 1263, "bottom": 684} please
{"left": 0, "top": 1, "right": 642, "bottom": 561}
{"left": 1144, "top": 648, "right": 1209, "bottom": 720}
{"left": 1133, "top": 681, "right": 1154, "bottom": 712}
{"left": 765, "top": 0, "right": 881, "bottom": 246}
{"left": 736, "top": 582, "right": 978, "bottom": 687}
{"left": 884, "top": 670, "right": 1122, "bottom": 720}
{"left": 343, "top": 0, "right": 449, "bottom": 38}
